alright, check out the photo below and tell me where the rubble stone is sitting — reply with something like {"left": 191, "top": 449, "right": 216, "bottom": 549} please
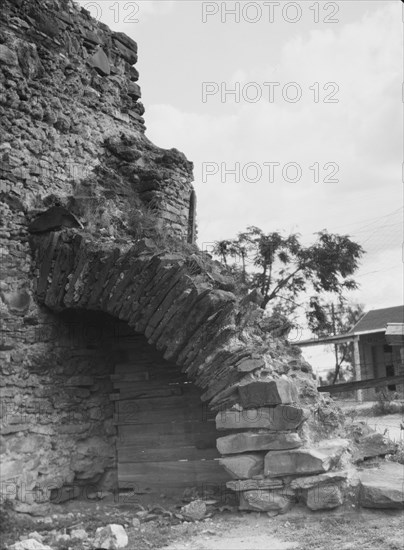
{"left": 239, "top": 489, "right": 295, "bottom": 513}
{"left": 89, "top": 47, "right": 111, "bottom": 76}
{"left": 304, "top": 484, "right": 344, "bottom": 510}
{"left": 0, "top": 44, "right": 18, "bottom": 65}
{"left": 9, "top": 540, "right": 53, "bottom": 550}
{"left": 180, "top": 500, "right": 207, "bottom": 521}
{"left": 93, "top": 524, "right": 128, "bottom": 549}
{"left": 359, "top": 462, "right": 404, "bottom": 509}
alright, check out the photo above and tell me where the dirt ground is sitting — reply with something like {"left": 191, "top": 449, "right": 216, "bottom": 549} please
{"left": 164, "top": 508, "right": 404, "bottom": 550}
{"left": 2, "top": 497, "right": 403, "bottom": 550}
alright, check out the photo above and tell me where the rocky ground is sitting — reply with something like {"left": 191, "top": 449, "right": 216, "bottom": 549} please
{"left": 1, "top": 495, "right": 403, "bottom": 550}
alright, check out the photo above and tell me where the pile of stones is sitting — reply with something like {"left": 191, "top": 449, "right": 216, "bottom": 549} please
{"left": 216, "top": 378, "right": 369, "bottom": 513}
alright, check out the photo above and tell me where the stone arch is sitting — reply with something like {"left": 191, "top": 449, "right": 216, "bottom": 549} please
{"left": 30, "top": 228, "right": 314, "bottom": 503}
{"left": 30, "top": 229, "right": 243, "bottom": 493}
{"left": 31, "top": 230, "right": 241, "bottom": 391}
{"left": 46, "top": 307, "right": 227, "bottom": 494}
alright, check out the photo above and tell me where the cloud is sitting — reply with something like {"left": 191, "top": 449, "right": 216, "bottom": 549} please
{"left": 145, "top": 2, "right": 401, "bottom": 241}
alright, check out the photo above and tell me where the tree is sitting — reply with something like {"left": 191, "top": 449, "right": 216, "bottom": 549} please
{"left": 213, "top": 227, "right": 364, "bottom": 329}
{"left": 313, "top": 300, "right": 365, "bottom": 384}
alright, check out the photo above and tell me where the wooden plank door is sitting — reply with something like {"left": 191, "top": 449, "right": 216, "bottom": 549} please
{"left": 111, "top": 334, "right": 230, "bottom": 493}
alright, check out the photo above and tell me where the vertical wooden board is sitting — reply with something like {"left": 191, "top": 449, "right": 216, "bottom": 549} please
{"left": 113, "top": 361, "right": 224, "bottom": 491}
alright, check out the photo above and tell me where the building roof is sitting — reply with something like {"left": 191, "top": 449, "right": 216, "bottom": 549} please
{"left": 348, "top": 305, "right": 404, "bottom": 335}
{"left": 292, "top": 305, "right": 404, "bottom": 348}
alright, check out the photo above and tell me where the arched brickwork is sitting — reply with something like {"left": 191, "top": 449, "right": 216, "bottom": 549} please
{"left": 30, "top": 229, "right": 311, "bottom": 411}
{"left": 29, "top": 228, "right": 341, "bottom": 511}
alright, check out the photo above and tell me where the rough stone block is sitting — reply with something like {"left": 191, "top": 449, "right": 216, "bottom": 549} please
{"left": 0, "top": 44, "right": 18, "bottom": 66}
{"left": 219, "top": 453, "right": 264, "bottom": 479}
{"left": 89, "top": 48, "right": 110, "bottom": 76}
{"left": 217, "top": 431, "right": 302, "bottom": 455}
{"left": 265, "top": 448, "right": 331, "bottom": 477}
{"left": 9, "top": 539, "right": 53, "bottom": 550}
{"left": 1, "top": 289, "right": 31, "bottom": 313}
{"left": 113, "top": 38, "right": 138, "bottom": 64}
{"left": 180, "top": 500, "right": 206, "bottom": 521}
{"left": 128, "top": 82, "right": 141, "bottom": 100}
{"left": 216, "top": 405, "right": 308, "bottom": 431}
{"left": 238, "top": 379, "right": 298, "bottom": 407}
{"left": 113, "top": 32, "right": 138, "bottom": 53}
{"left": 359, "top": 462, "right": 404, "bottom": 509}
{"left": 304, "top": 484, "right": 344, "bottom": 510}
{"left": 264, "top": 440, "right": 349, "bottom": 477}
{"left": 239, "top": 489, "right": 295, "bottom": 513}
{"left": 290, "top": 470, "right": 348, "bottom": 490}
{"left": 236, "top": 357, "right": 266, "bottom": 373}
{"left": 352, "top": 432, "right": 398, "bottom": 462}
{"left": 93, "top": 524, "right": 128, "bottom": 549}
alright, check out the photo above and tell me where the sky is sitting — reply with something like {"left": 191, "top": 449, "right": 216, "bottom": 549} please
{"left": 77, "top": 0, "right": 403, "bottom": 376}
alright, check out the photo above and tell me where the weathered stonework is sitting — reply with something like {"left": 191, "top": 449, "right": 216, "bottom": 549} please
{"left": 0, "top": 0, "right": 195, "bottom": 243}
{"left": 0, "top": 0, "right": 375, "bottom": 517}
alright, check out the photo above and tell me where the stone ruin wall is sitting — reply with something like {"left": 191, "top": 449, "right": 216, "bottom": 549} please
{"left": 1, "top": 0, "right": 399, "bottom": 518}
{"left": 0, "top": 0, "right": 195, "bottom": 239}
{"left": 0, "top": 0, "right": 196, "bottom": 512}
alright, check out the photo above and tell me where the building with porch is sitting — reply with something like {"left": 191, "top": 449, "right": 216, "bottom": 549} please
{"left": 294, "top": 305, "right": 404, "bottom": 401}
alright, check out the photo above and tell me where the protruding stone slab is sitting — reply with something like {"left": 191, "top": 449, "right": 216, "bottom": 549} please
{"left": 219, "top": 453, "right": 264, "bottom": 479}
{"left": 28, "top": 207, "right": 83, "bottom": 233}
{"left": 238, "top": 380, "right": 298, "bottom": 407}
{"left": 239, "top": 489, "right": 295, "bottom": 513}
{"left": 89, "top": 47, "right": 110, "bottom": 76}
{"left": 217, "top": 431, "right": 302, "bottom": 455}
{"left": 265, "top": 449, "right": 330, "bottom": 477}
{"left": 359, "top": 462, "right": 404, "bottom": 509}
{"left": 352, "top": 432, "right": 398, "bottom": 463}
{"left": 290, "top": 470, "right": 348, "bottom": 490}
{"left": 216, "top": 406, "right": 308, "bottom": 431}
{"left": 128, "top": 82, "right": 141, "bottom": 100}
{"left": 264, "top": 440, "right": 349, "bottom": 477}
{"left": 112, "top": 38, "right": 138, "bottom": 64}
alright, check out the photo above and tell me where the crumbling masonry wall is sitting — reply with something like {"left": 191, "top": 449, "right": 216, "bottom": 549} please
{"left": 0, "top": 0, "right": 196, "bottom": 512}
{"left": 0, "top": 0, "right": 195, "bottom": 239}
{"left": 0, "top": 0, "right": 359, "bottom": 516}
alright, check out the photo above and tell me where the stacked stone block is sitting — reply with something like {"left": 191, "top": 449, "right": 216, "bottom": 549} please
{"left": 216, "top": 378, "right": 350, "bottom": 513}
